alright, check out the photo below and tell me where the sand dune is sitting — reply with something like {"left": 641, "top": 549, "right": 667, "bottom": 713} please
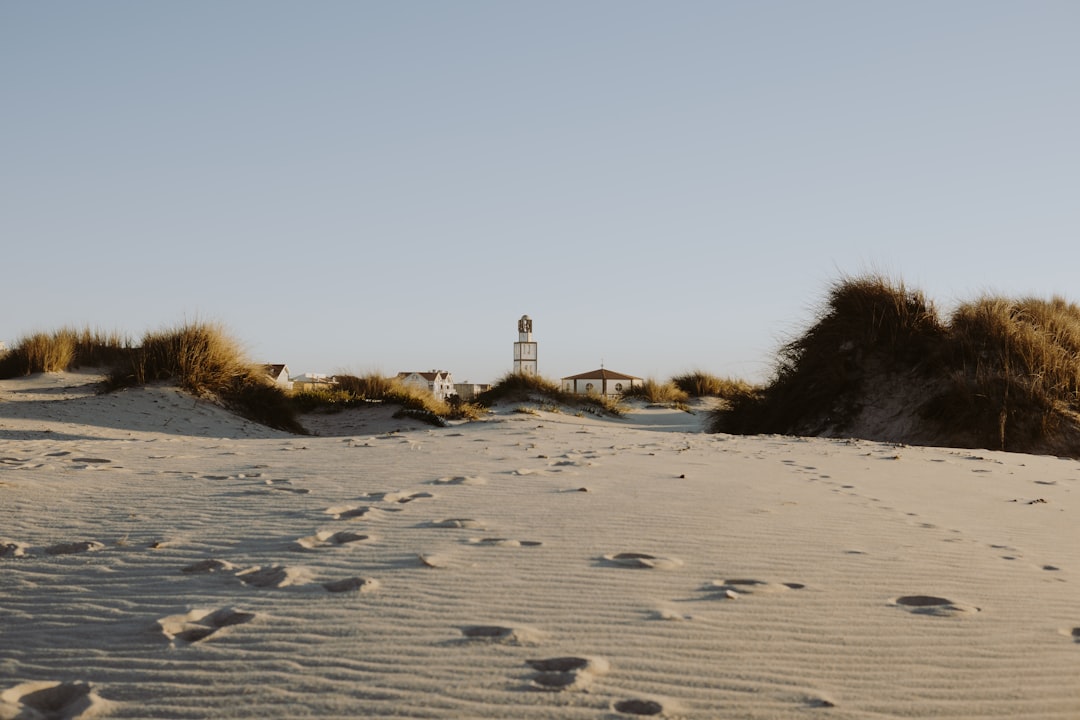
{"left": 2, "top": 372, "right": 1079, "bottom": 718}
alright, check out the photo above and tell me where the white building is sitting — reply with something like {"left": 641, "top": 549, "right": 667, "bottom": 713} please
{"left": 513, "top": 314, "right": 537, "bottom": 375}
{"left": 397, "top": 370, "right": 455, "bottom": 401}
{"left": 292, "top": 373, "right": 337, "bottom": 392}
{"left": 561, "top": 368, "right": 643, "bottom": 397}
{"left": 262, "top": 364, "right": 292, "bottom": 390}
{"left": 454, "top": 382, "right": 492, "bottom": 401}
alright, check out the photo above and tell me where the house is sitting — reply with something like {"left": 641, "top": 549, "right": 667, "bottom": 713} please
{"left": 561, "top": 368, "right": 643, "bottom": 397}
{"left": 453, "top": 382, "right": 492, "bottom": 401}
{"left": 397, "top": 370, "right": 455, "bottom": 401}
{"left": 262, "top": 364, "right": 292, "bottom": 390}
{"left": 291, "top": 373, "right": 337, "bottom": 392}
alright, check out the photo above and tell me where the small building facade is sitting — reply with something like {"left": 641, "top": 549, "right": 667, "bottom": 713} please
{"left": 561, "top": 368, "right": 643, "bottom": 397}
{"left": 453, "top": 382, "right": 492, "bottom": 401}
{"left": 292, "top": 373, "right": 337, "bottom": 392}
{"left": 262, "top": 364, "right": 292, "bottom": 390}
{"left": 397, "top": 370, "right": 456, "bottom": 401}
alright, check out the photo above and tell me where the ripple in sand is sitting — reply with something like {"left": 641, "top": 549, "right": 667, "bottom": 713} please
{"left": 158, "top": 607, "right": 255, "bottom": 644}
{"left": 602, "top": 552, "right": 683, "bottom": 570}
{"left": 0, "top": 680, "right": 107, "bottom": 719}
{"left": 892, "top": 595, "right": 980, "bottom": 616}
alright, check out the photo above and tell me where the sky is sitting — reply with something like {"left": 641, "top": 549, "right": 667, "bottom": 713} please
{"left": 3, "top": 1, "right": 1078, "bottom": 384}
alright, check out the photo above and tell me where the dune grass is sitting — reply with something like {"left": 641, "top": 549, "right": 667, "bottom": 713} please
{"left": 711, "top": 274, "right": 1080, "bottom": 455}
{"left": 476, "top": 372, "right": 626, "bottom": 416}
{"left": 0, "top": 327, "right": 133, "bottom": 377}
{"left": 620, "top": 378, "right": 689, "bottom": 405}
{"left": 294, "top": 373, "right": 485, "bottom": 425}
{"left": 671, "top": 370, "right": 759, "bottom": 400}
{"left": 105, "top": 322, "right": 305, "bottom": 433}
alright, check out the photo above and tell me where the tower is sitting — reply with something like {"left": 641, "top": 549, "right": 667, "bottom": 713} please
{"left": 513, "top": 315, "right": 538, "bottom": 376}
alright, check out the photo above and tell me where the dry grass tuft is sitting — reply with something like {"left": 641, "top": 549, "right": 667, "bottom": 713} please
{"left": 0, "top": 327, "right": 133, "bottom": 377}
{"left": 477, "top": 372, "right": 626, "bottom": 416}
{"left": 672, "top": 370, "right": 758, "bottom": 399}
{"left": 621, "top": 378, "right": 689, "bottom": 404}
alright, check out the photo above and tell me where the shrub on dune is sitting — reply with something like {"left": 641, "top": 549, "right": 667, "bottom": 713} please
{"left": 711, "top": 274, "right": 1080, "bottom": 456}
{"left": 671, "top": 370, "right": 758, "bottom": 400}
{"left": 621, "top": 378, "right": 689, "bottom": 404}
{"left": 0, "top": 327, "right": 132, "bottom": 377}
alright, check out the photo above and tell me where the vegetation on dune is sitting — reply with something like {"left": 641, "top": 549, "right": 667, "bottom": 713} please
{"left": 0, "top": 327, "right": 133, "bottom": 377}
{"left": 296, "top": 373, "right": 485, "bottom": 425}
{"left": 620, "top": 378, "right": 689, "bottom": 405}
{"left": 476, "top": 372, "right": 627, "bottom": 416}
{"left": 711, "top": 274, "right": 1080, "bottom": 456}
{"left": 106, "top": 322, "right": 306, "bottom": 433}
{"left": 671, "top": 370, "right": 759, "bottom": 400}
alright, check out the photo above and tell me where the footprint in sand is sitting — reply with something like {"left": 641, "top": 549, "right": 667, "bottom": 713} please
{"left": 706, "top": 579, "right": 805, "bottom": 599}
{"left": 0, "top": 680, "right": 107, "bottom": 720}
{"left": 891, "top": 595, "right": 980, "bottom": 616}
{"left": 294, "top": 530, "right": 373, "bottom": 551}
{"left": 363, "top": 490, "right": 434, "bottom": 504}
{"left": 459, "top": 624, "right": 544, "bottom": 645}
{"left": 431, "top": 475, "right": 486, "bottom": 486}
{"left": 429, "top": 518, "right": 486, "bottom": 530}
{"left": 613, "top": 698, "right": 665, "bottom": 716}
{"left": 526, "top": 656, "right": 609, "bottom": 692}
{"left": 181, "top": 558, "right": 237, "bottom": 574}
{"left": 44, "top": 541, "right": 105, "bottom": 556}
{"left": 322, "top": 576, "right": 379, "bottom": 594}
{"left": 602, "top": 552, "right": 683, "bottom": 570}
{"left": 158, "top": 607, "right": 255, "bottom": 644}
{"left": 466, "top": 538, "right": 542, "bottom": 548}
{"left": 325, "top": 504, "right": 401, "bottom": 521}
{"left": 235, "top": 564, "right": 310, "bottom": 588}
{"left": 0, "top": 541, "right": 28, "bottom": 558}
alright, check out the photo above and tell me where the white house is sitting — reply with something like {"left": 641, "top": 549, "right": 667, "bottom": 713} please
{"left": 397, "top": 370, "right": 455, "bottom": 401}
{"left": 292, "top": 373, "right": 337, "bottom": 392}
{"left": 561, "top": 368, "right": 643, "bottom": 397}
{"left": 262, "top": 364, "right": 292, "bottom": 391}
{"left": 454, "top": 382, "right": 492, "bottom": 401}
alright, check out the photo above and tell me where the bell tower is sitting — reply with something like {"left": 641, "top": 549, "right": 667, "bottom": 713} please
{"left": 513, "top": 315, "right": 538, "bottom": 376}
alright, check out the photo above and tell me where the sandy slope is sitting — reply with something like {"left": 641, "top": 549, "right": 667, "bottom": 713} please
{"left": 1, "top": 373, "right": 1078, "bottom": 719}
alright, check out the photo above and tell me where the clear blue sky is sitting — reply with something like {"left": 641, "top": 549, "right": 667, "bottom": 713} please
{"left": 3, "top": 1, "right": 1078, "bottom": 383}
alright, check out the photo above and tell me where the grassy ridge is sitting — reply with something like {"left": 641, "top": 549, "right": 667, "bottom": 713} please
{"left": 712, "top": 274, "right": 1080, "bottom": 455}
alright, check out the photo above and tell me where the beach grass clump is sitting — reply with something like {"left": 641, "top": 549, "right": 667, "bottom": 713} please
{"left": 476, "top": 372, "right": 626, "bottom": 417}
{"left": 713, "top": 274, "right": 944, "bottom": 436}
{"left": 0, "top": 327, "right": 133, "bottom": 377}
{"left": 672, "top": 370, "right": 758, "bottom": 400}
{"left": 621, "top": 378, "right": 689, "bottom": 404}
{"left": 108, "top": 322, "right": 305, "bottom": 433}
{"left": 711, "top": 274, "right": 1080, "bottom": 455}
{"left": 924, "top": 295, "right": 1080, "bottom": 451}
{"left": 296, "top": 373, "right": 483, "bottom": 425}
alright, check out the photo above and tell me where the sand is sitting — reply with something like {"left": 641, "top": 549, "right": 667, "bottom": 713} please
{"left": 1, "top": 372, "right": 1078, "bottom": 719}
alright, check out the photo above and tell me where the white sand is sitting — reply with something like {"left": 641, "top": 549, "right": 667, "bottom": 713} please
{"left": 1, "top": 373, "right": 1079, "bottom": 719}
